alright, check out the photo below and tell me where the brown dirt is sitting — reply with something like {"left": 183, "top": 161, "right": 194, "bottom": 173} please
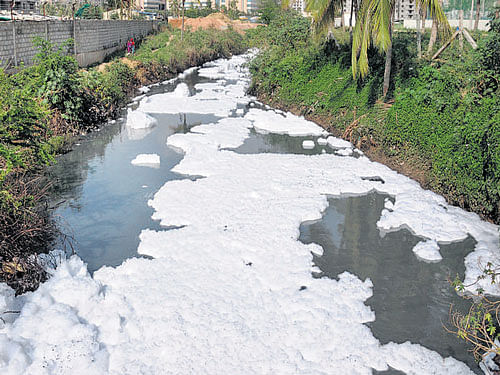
{"left": 169, "top": 13, "right": 260, "bottom": 34}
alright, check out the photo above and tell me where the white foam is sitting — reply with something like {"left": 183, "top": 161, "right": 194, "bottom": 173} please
{"left": 245, "top": 108, "right": 327, "bottom": 137}
{"left": 336, "top": 148, "right": 353, "bottom": 156}
{"left": 138, "top": 80, "right": 242, "bottom": 117}
{"left": 317, "top": 137, "right": 328, "bottom": 146}
{"left": 125, "top": 109, "right": 157, "bottom": 129}
{"left": 412, "top": 239, "right": 442, "bottom": 263}
{"left": 327, "top": 136, "right": 352, "bottom": 149}
{"left": 132, "top": 94, "right": 145, "bottom": 102}
{"left": 0, "top": 51, "right": 492, "bottom": 375}
{"left": 178, "top": 66, "right": 198, "bottom": 79}
{"left": 138, "top": 86, "right": 150, "bottom": 94}
{"left": 302, "top": 140, "right": 315, "bottom": 149}
{"left": 131, "top": 154, "right": 160, "bottom": 167}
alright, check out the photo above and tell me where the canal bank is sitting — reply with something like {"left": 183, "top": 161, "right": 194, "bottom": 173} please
{"left": 0, "top": 52, "right": 497, "bottom": 374}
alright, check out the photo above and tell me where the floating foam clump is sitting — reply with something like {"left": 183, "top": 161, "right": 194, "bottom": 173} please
{"left": 317, "top": 138, "right": 328, "bottom": 146}
{"left": 138, "top": 86, "right": 150, "bottom": 94}
{"left": 412, "top": 239, "right": 443, "bottom": 263}
{"left": 336, "top": 148, "right": 353, "bottom": 156}
{"left": 302, "top": 140, "right": 315, "bottom": 149}
{"left": 245, "top": 108, "right": 327, "bottom": 137}
{"left": 131, "top": 154, "right": 160, "bottom": 167}
{"left": 178, "top": 66, "right": 198, "bottom": 79}
{"left": 327, "top": 136, "right": 352, "bottom": 149}
{"left": 125, "top": 109, "right": 157, "bottom": 129}
{"left": 138, "top": 82, "right": 240, "bottom": 117}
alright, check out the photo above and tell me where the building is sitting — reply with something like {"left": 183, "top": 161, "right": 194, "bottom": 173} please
{"left": 340, "top": 0, "right": 416, "bottom": 25}
{"left": 394, "top": 0, "right": 416, "bottom": 21}
{"left": 136, "top": 0, "right": 166, "bottom": 12}
{"left": 290, "top": 0, "right": 305, "bottom": 14}
{"left": 0, "top": 0, "right": 37, "bottom": 13}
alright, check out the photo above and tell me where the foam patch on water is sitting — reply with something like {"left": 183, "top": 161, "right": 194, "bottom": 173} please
{"left": 178, "top": 66, "right": 198, "bottom": 79}
{"left": 0, "top": 51, "right": 493, "bottom": 375}
{"left": 412, "top": 239, "right": 442, "bottom": 263}
{"left": 336, "top": 148, "right": 353, "bottom": 156}
{"left": 302, "top": 140, "right": 315, "bottom": 149}
{"left": 327, "top": 136, "right": 353, "bottom": 149}
{"left": 131, "top": 153, "right": 160, "bottom": 167}
{"left": 137, "top": 79, "right": 242, "bottom": 117}
{"left": 125, "top": 109, "right": 157, "bottom": 129}
{"left": 244, "top": 108, "right": 327, "bottom": 137}
{"left": 317, "top": 137, "right": 328, "bottom": 146}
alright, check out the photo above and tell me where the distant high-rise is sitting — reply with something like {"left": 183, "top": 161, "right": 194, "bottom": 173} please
{"left": 137, "top": 0, "right": 167, "bottom": 12}
{"left": 218, "top": 0, "right": 258, "bottom": 13}
{"left": 341, "top": 0, "right": 417, "bottom": 22}
{"left": 290, "top": 0, "right": 305, "bottom": 14}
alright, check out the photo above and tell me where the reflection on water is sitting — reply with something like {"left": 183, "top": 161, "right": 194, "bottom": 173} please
{"left": 232, "top": 128, "right": 361, "bottom": 157}
{"left": 48, "top": 88, "right": 220, "bottom": 272}
{"left": 299, "top": 192, "right": 479, "bottom": 373}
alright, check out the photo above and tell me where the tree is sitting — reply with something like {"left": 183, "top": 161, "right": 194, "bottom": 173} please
{"left": 474, "top": 0, "right": 481, "bottom": 30}
{"left": 422, "top": 0, "right": 450, "bottom": 53}
{"left": 303, "top": 0, "right": 344, "bottom": 35}
{"left": 181, "top": 0, "right": 185, "bottom": 41}
{"left": 352, "top": 0, "right": 395, "bottom": 96}
{"left": 259, "top": 0, "right": 280, "bottom": 25}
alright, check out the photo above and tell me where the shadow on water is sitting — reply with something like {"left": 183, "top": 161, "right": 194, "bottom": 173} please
{"left": 299, "top": 192, "right": 480, "bottom": 373}
{"left": 48, "top": 76, "right": 221, "bottom": 272}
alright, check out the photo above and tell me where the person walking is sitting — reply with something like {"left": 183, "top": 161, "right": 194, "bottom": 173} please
{"left": 130, "top": 38, "right": 135, "bottom": 54}
{"left": 126, "top": 38, "right": 132, "bottom": 54}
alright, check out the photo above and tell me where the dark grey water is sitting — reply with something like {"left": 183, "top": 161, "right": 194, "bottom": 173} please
{"left": 48, "top": 72, "right": 221, "bottom": 272}
{"left": 47, "top": 66, "right": 479, "bottom": 373}
{"left": 299, "top": 193, "right": 479, "bottom": 373}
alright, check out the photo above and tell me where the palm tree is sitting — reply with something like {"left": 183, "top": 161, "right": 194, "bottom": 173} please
{"left": 181, "top": 0, "right": 185, "bottom": 41}
{"left": 351, "top": 0, "right": 394, "bottom": 96}
{"left": 281, "top": 0, "right": 342, "bottom": 35}
{"left": 474, "top": 0, "right": 481, "bottom": 30}
{"left": 415, "top": 0, "right": 450, "bottom": 55}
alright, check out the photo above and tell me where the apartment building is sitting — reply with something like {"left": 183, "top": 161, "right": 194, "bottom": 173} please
{"left": 0, "top": 0, "right": 37, "bottom": 12}
{"left": 341, "top": 0, "right": 417, "bottom": 23}
{"left": 136, "top": 0, "right": 166, "bottom": 12}
{"left": 290, "top": 0, "right": 305, "bottom": 14}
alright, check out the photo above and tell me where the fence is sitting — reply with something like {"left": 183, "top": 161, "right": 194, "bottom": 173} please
{"left": 0, "top": 19, "right": 159, "bottom": 71}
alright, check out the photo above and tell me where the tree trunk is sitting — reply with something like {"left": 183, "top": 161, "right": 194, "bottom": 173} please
{"left": 416, "top": 3, "right": 422, "bottom": 58}
{"left": 422, "top": 7, "right": 426, "bottom": 29}
{"left": 181, "top": 0, "right": 185, "bottom": 41}
{"left": 427, "top": 19, "right": 438, "bottom": 53}
{"left": 341, "top": 0, "right": 345, "bottom": 29}
{"left": 349, "top": 0, "right": 355, "bottom": 44}
{"left": 474, "top": 0, "right": 481, "bottom": 30}
{"left": 383, "top": 11, "right": 394, "bottom": 97}
{"left": 349, "top": 0, "right": 354, "bottom": 29}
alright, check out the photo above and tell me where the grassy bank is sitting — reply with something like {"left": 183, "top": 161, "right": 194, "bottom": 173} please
{"left": 248, "top": 12, "right": 499, "bottom": 224}
{"left": 0, "top": 25, "right": 246, "bottom": 293}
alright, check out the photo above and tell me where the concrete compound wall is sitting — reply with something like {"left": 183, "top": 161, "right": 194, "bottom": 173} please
{"left": 404, "top": 19, "right": 491, "bottom": 31}
{"left": 0, "top": 20, "right": 159, "bottom": 70}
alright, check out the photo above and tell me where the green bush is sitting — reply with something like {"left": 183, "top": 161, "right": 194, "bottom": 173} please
{"left": 249, "top": 13, "right": 499, "bottom": 222}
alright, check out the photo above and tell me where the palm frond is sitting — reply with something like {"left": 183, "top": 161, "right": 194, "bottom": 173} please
{"left": 418, "top": 0, "right": 451, "bottom": 38}
{"left": 371, "top": 0, "right": 393, "bottom": 51}
{"left": 352, "top": 0, "right": 375, "bottom": 78}
{"left": 306, "top": 0, "right": 342, "bottom": 34}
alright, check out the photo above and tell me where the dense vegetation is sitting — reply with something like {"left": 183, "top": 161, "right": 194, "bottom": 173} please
{"left": 248, "top": 11, "right": 500, "bottom": 224}
{"left": 0, "top": 25, "right": 246, "bottom": 293}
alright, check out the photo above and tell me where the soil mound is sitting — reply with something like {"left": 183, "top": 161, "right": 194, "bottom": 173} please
{"left": 169, "top": 13, "right": 260, "bottom": 34}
